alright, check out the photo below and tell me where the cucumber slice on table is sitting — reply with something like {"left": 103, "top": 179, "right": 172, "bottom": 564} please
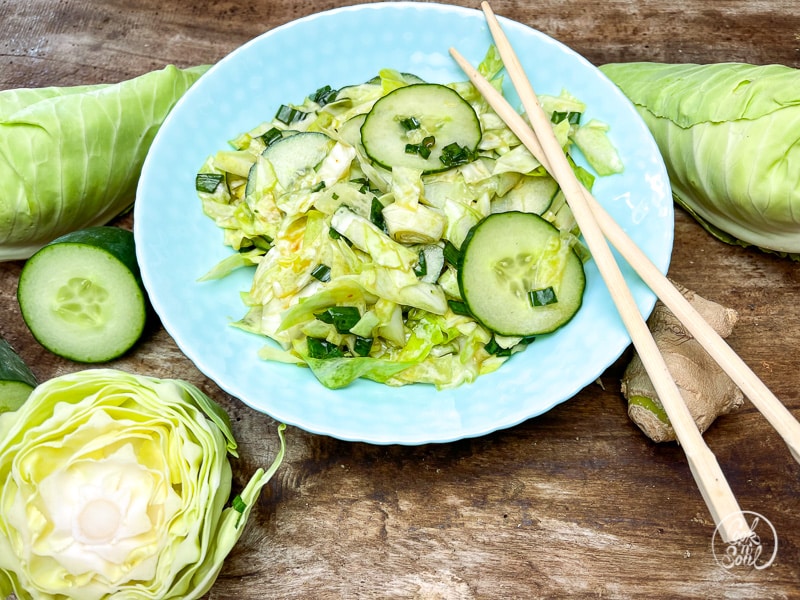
{"left": 18, "top": 226, "right": 147, "bottom": 363}
{"left": 458, "top": 212, "right": 585, "bottom": 337}
{"left": 360, "top": 83, "right": 481, "bottom": 174}
{"left": 0, "top": 337, "right": 38, "bottom": 412}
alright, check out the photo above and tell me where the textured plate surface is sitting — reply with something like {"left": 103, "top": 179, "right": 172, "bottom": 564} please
{"left": 135, "top": 2, "right": 673, "bottom": 445}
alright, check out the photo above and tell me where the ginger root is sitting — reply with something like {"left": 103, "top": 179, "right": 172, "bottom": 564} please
{"left": 620, "top": 280, "right": 744, "bottom": 442}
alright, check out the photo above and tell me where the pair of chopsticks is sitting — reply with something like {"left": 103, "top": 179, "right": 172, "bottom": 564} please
{"left": 451, "top": 1, "right": 800, "bottom": 543}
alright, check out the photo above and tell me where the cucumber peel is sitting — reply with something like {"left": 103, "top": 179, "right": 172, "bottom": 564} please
{"left": 0, "top": 337, "right": 38, "bottom": 412}
{"left": 18, "top": 226, "right": 147, "bottom": 363}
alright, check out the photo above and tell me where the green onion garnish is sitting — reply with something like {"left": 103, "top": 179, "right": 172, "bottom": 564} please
{"left": 311, "top": 264, "right": 332, "bottom": 282}
{"left": 311, "top": 181, "right": 326, "bottom": 193}
{"left": 439, "top": 142, "right": 478, "bottom": 167}
{"left": 350, "top": 177, "right": 378, "bottom": 195}
{"left": 315, "top": 306, "right": 361, "bottom": 333}
{"left": 413, "top": 249, "right": 428, "bottom": 277}
{"left": 529, "top": 286, "right": 558, "bottom": 307}
{"left": 232, "top": 494, "right": 247, "bottom": 526}
{"left": 400, "top": 116, "right": 421, "bottom": 130}
{"left": 443, "top": 240, "right": 461, "bottom": 267}
{"left": 195, "top": 173, "right": 224, "bottom": 193}
{"left": 551, "top": 111, "right": 582, "bottom": 125}
{"left": 275, "top": 104, "right": 306, "bottom": 125}
{"left": 405, "top": 135, "right": 435, "bottom": 159}
{"left": 484, "top": 337, "right": 513, "bottom": 357}
{"left": 353, "top": 336, "right": 373, "bottom": 357}
{"left": 448, "top": 299, "right": 472, "bottom": 316}
{"left": 306, "top": 337, "right": 344, "bottom": 359}
{"left": 311, "top": 85, "right": 337, "bottom": 106}
{"left": 260, "top": 127, "right": 283, "bottom": 147}
{"left": 370, "top": 197, "right": 386, "bottom": 231}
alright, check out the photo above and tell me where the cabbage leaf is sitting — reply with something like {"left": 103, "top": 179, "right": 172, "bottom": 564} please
{"left": 600, "top": 61, "right": 800, "bottom": 258}
{"left": 0, "top": 64, "right": 209, "bottom": 261}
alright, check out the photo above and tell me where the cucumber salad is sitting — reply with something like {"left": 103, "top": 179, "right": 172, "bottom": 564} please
{"left": 195, "top": 48, "right": 623, "bottom": 390}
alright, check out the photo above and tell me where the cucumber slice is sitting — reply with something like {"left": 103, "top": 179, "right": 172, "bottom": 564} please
{"left": 337, "top": 113, "right": 366, "bottom": 149}
{"left": 493, "top": 175, "right": 559, "bottom": 215}
{"left": 261, "top": 131, "right": 335, "bottom": 189}
{"left": 366, "top": 72, "right": 426, "bottom": 85}
{"left": 0, "top": 337, "right": 38, "bottom": 412}
{"left": 18, "top": 226, "right": 147, "bottom": 363}
{"left": 458, "top": 212, "right": 585, "bottom": 336}
{"left": 360, "top": 83, "right": 481, "bottom": 174}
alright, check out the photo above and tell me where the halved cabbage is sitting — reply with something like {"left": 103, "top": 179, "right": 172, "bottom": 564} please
{"left": 600, "top": 61, "right": 800, "bottom": 258}
{"left": 0, "top": 65, "right": 209, "bottom": 261}
{"left": 0, "top": 368, "right": 285, "bottom": 600}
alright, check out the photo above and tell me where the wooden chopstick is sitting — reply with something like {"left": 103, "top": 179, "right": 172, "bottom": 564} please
{"left": 449, "top": 1, "right": 753, "bottom": 542}
{"left": 470, "top": 1, "right": 800, "bottom": 470}
{"left": 585, "top": 189, "right": 800, "bottom": 462}
{"left": 470, "top": 1, "right": 800, "bottom": 467}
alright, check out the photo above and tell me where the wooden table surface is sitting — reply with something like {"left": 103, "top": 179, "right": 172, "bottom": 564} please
{"left": 2, "top": 1, "right": 800, "bottom": 598}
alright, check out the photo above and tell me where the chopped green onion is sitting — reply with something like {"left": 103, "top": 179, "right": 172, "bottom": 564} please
{"left": 232, "top": 495, "right": 247, "bottom": 513}
{"left": 439, "top": 142, "right": 478, "bottom": 167}
{"left": 551, "top": 111, "right": 582, "bottom": 125}
{"left": 400, "top": 116, "right": 421, "bottom": 130}
{"left": 485, "top": 334, "right": 535, "bottom": 357}
{"left": 311, "top": 181, "right": 326, "bottom": 193}
{"left": 405, "top": 135, "right": 435, "bottom": 159}
{"left": 448, "top": 299, "right": 472, "bottom": 316}
{"left": 405, "top": 143, "right": 431, "bottom": 159}
{"left": 260, "top": 127, "right": 283, "bottom": 147}
{"left": 350, "top": 177, "right": 378, "bottom": 195}
{"left": 484, "top": 337, "right": 513, "bottom": 357}
{"left": 353, "top": 336, "right": 373, "bottom": 357}
{"left": 443, "top": 240, "right": 461, "bottom": 266}
{"left": 370, "top": 197, "right": 386, "bottom": 231}
{"left": 195, "top": 173, "right": 224, "bottom": 193}
{"left": 310, "top": 85, "right": 337, "bottom": 106}
{"left": 529, "top": 286, "right": 558, "bottom": 307}
{"left": 413, "top": 249, "right": 428, "bottom": 277}
{"left": 311, "top": 264, "right": 331, "bottom": 282}
{"left": 306, "top": 337, "right": 344, "bottom": 359}
{"left": 232, "top": 494, "right": 247, "bottom": 526}
{"left": 315, "top": 306, "right": 361, "bottom": 333}
{"left": 275, "top": 104, "right": 306, "bottom": 125}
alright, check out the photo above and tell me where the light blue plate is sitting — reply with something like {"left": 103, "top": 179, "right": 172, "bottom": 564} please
{"left": 135, "top": 2, "right": 673, "bottom": 445}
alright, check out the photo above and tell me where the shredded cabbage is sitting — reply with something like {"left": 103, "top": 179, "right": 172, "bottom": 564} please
{"left": 197, "top": 47, "right": 623, "bottom": 389}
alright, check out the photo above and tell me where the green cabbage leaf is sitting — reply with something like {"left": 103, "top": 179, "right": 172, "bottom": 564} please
{"left": 0, "top": 65, "right": 209, "bottom": 261}
{"left": 599, "top": 61, "right": 800, "bottom": 258}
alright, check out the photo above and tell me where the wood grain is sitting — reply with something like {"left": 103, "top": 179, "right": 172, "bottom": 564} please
{"left": 2, "top": 2, "right": 800, "bottom": 598}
